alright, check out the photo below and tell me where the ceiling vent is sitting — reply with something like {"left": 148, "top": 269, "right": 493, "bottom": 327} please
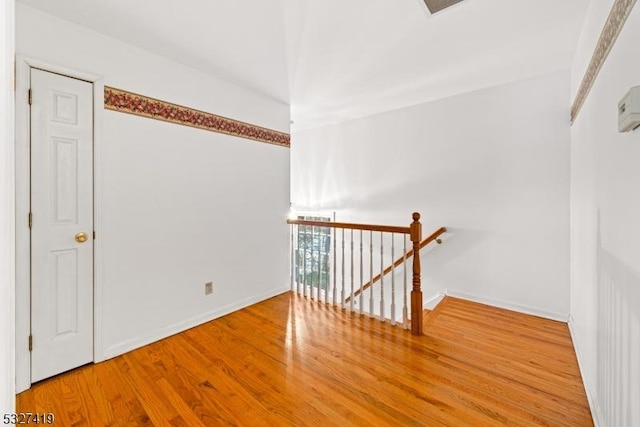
{"left": 423, "top": 0, "right": 465, "bottom": 14}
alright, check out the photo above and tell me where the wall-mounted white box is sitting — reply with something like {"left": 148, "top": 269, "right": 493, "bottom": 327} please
{"left": 619, "top": 86, "right": 640, "bottom": 132}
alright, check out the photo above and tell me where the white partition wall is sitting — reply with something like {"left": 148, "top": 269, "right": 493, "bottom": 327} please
{"left": 292, "top": 70, "right": 572, "bottom": 319}
{"left": 570, "top": 3, "right": 640, "bottom": 425}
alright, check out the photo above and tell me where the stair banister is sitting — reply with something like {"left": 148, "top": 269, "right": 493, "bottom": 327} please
{"left": 288, "top": 212, "right": 431, "bottom": 335}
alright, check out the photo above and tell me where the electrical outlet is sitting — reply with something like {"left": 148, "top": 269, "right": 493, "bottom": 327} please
{"left": 205, "top": 282, "right": 213, "bottom": 295}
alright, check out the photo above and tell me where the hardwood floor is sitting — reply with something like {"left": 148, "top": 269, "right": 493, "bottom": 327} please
{"left": 17, "top": 293, "right": 593, "bottom": 426}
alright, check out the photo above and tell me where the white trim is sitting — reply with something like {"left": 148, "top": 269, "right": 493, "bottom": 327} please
{"left": 445, "top": 289, "right": 569, "bottom": 322}
{"left": 103, "top": 286, "right": 290, "bottom": 360}
{"left": 424, "top": 289, "right": 446, "bottom": 310}
{"left": 568, "top": 315, "right": 603, "bottom": 427}
{"left": 14, "top": 57, "right": 31, "bottom": 393}
{"left": 16, "top": 56, "right": 102, "bottom": 84}
{"left": 14, "top": 56, "right": 105, "bottom": 390}
{"left": 92, "top": 75, "right": 106, "bottom": 363}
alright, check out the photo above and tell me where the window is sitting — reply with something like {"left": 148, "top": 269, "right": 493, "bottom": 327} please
{"left": 295, "top": 216, "right": 331, "bottom": 291}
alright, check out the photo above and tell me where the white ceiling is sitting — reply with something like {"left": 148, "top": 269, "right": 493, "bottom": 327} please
{"left": 18, "top": 0, "right": 590, "bottom": 131}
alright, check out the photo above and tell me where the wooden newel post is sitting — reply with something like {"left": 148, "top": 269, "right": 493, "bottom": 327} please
{"left": 410, "top": 212, "right": 423, "bottom": 335}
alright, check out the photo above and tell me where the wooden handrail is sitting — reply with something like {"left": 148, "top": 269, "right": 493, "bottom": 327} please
{"left": 345, "top": 226, "right": 446, "bottom": 303}
{"left": 286, "top": 218, "right": 410, "bottom": 235}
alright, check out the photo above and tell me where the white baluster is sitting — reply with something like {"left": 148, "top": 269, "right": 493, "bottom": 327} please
{"left": 290, "top": 224, "right": 294, "bottom": 292}
{"left": 297, "top": 225, "right": 302, "bottom": 295}
{"left": 302, "top": 225, "right": 307, "bottom": 298}
{"left": 341, "top": 228, "right": 345, "bottom": 310}
{"left": 333, "top": 227, "right": 337, "bottom": 307}
{"left": 391, "top": 233, "right": 396, "bottom": 326}
{"left": 310, "top": 225, "right": 315, "bottom": 300}
{"left": 403, "top": 234, "right": 409, "bottom": 329}
{"left": 359, "top": 230, "right": 364, "bottom": 316}
{"left": 380, "top": 231, "right": 385, "bottom": 322}
{"left": 369, "top": 230, "right": 374, "bottom": 318}
{"left": 317, "top": 226, "right": 321, "bottom": 302}
{"left": 350, "top": 229, "right": 354, "bottom": 312}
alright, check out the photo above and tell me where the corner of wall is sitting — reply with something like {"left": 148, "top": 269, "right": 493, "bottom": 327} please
{"left": 567, "top": 315, "right": 604, "bottom": 427}
{"left": 424, "top": 289, "right": 447, "bottom": 310}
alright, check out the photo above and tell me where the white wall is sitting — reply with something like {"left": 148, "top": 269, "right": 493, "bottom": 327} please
{"left": 292, "top": 70, "right": 571, "bottom": 319}
{"left": 0, "top": 0, "right": 15, "bottom": 414}
{"left": 570, "top": 3, "right": 640, "bottom": 426}
{"left": 15, "top": 2, "right": 290, "bottom": 379}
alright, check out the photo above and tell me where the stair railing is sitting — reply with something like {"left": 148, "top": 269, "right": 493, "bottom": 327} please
{"left": 346, "top": 226, "right": 446, "bottom": 305}
{"left": 287, "top": 212, "right": 427, "bottom": 335}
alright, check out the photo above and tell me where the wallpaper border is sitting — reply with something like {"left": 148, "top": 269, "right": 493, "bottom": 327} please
{"left": 571, "top": 0, "right": 637, "bottom": 124}
{"left": 104, "top": 86, "right": 290, "bottom": 147}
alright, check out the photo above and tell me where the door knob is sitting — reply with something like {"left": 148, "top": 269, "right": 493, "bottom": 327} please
{"left": 75, "top": 232, "right": 88, "bottom": 243}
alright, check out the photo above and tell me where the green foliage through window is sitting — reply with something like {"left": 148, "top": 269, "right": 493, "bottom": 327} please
{"left": 295, "top": 216, "right": 331, "bottom": 291}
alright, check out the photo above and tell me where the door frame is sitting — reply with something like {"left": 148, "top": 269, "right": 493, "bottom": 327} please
{"left": 15, "top": 56, "right": 105, "bottom": 392}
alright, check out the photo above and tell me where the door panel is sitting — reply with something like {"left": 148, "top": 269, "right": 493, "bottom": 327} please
{"left": 52, "top": 137, "right": 79, "bottom": 223}
{"left": 52, "top": 248, "right": 79, "bottom": 336}
{"left": 30, "top": 68, "right": 93, "bottom": 383}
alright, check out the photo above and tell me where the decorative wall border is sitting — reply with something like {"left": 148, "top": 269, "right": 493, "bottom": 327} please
{"left": 571, "top": 0, "right": 637, "bottom": 124}
{"left": 104, "top": 86, "right": 290, "bottom": 147}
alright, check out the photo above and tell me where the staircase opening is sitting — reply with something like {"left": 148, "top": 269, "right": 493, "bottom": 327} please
{"left": 288, "top": 213, "right": 446, "bottom": 335}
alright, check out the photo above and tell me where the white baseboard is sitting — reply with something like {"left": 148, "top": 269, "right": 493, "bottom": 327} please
{"left": 102, "top": 286, "right": 289, "bottom": 360}
{"left": 444, "top": 289, "right": 569, "bottom": 322}
{"left": 568, "top": 315, "right": 603, "bottom": 427}
{"left": 424, "top": 289, "right": 446, "bottom": 310}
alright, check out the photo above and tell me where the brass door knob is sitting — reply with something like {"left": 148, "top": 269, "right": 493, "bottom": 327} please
{"left": 75, "top": 232, "right": 88, "bottom": 243}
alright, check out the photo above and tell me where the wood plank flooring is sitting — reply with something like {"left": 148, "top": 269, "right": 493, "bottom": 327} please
{"left": 17, "top": 293, "right": 593, "bottom": 426}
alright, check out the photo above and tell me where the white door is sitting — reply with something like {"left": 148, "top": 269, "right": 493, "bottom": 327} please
{"left": 30, "top": 68, "right": 94, "bottom": 382}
